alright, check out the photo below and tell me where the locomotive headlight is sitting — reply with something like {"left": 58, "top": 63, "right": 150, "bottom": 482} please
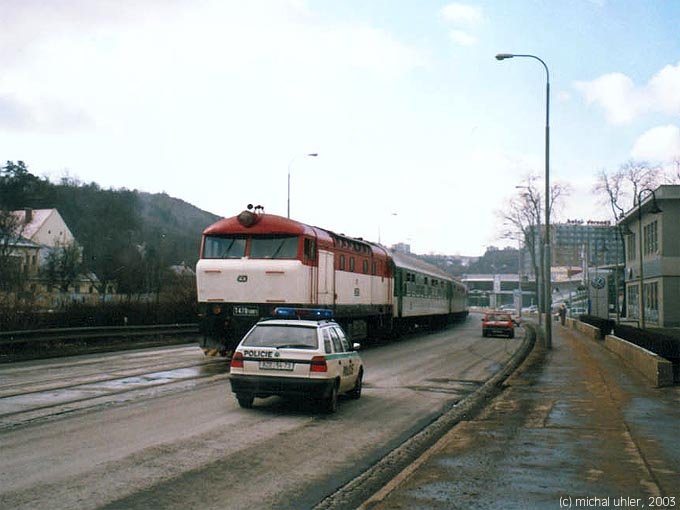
{"left": 237, "top": 210, "right": 257, "bottom": 227}
{"left": 212, "top": 304, "right": 223, "bottom": 315}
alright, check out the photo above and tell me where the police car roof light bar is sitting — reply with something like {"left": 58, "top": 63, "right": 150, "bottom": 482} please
{"left": 273, "top": 307, "right": 333, "bottom": 320}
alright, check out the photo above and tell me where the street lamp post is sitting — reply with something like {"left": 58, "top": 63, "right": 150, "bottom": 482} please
{"left": 497, "top": 52, "right": 551, "bottom": 349}
{"left": 517, "top": 237, "right": 523, "bottom": 318}
{"left": 287, "top": 153, "right": 318, "bottom": 218}
{"left": 636, "top": 188, "right": 662, "bottom": 329}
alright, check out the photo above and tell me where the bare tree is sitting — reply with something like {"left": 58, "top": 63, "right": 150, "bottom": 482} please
{"left": 619, "top": 160, "right": 661, "bottom": 206}
{"left": 0, "top": 209, "right": 27, "bottom": 292}
{"left": 42, "top": 240, "right": 83, "bottom": 296}
{"left": 665, "top": 157, "right": 680, "bottom": 184}
{"left": 593, "top": 168, "right": 626, "bottom": 221}
{"left": 498, "top": 174, "right": 570, "bottom": 314}
{"left": 594, "top": 160, "right": 662, "bottom": 218}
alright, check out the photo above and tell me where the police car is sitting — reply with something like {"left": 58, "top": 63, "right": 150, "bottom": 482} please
{"left": 229, "top": 308, "right": 363, "bottom": 413}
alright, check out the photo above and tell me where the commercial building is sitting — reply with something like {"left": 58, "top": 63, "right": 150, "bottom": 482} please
{"left": 523, "top": 220, "right": 623, "bottom": 276}
{"left": 618, "top": 185, "right": 680, "bottom": 328}
{"left": 552, "top": 220, "right": 623, "bottom": 268}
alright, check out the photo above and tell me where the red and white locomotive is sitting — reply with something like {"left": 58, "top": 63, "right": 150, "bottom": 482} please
{"left": 196, "top": 206, "right": 468, "bottom": 355}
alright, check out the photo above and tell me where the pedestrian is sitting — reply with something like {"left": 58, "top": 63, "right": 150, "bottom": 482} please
{"left": 559, "top": 304, "right": 567, "bottom": 326}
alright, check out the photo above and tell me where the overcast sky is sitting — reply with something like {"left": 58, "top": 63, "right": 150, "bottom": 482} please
{"left": 1, "top": 0, "right": 679, "bottom": 256}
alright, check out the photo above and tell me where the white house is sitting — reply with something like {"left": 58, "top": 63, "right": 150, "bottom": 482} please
{"left": 12, "top": 208, "right": 75, "bottom": 254}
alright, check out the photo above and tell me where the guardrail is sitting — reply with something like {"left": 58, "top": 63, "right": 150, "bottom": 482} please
{"left": 0, "top": 323, "right": 199, "bottom": 346}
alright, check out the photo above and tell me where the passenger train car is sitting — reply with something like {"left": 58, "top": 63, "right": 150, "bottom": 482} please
{"left": 196, "top": 206, "right": 468, "bottom": 355}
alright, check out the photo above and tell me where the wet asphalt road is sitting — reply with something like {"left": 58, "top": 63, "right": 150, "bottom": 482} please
{"left": 0, "top": 316, "right": 525, "bottom": 510}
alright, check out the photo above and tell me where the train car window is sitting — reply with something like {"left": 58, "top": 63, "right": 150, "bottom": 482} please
{"left": 250, "top": 235, "right": 298, "bottom": 259}
{"left": 339, "top": 254, "right": 346, "bottom": 270}
{"left": 203, "top": 235, "right": 246, "bottom": 259}
{"left": 362, "top": 260, "right": 368, "bottom": 274}
{"left": 349, "top": 257, "right": 355, "bottom": 272}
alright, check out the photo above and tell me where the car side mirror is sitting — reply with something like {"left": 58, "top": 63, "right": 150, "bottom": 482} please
{"left": 352, "top": 343, "right": 361, "bottom": 351}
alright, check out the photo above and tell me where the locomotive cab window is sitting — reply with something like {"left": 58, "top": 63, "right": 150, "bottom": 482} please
{"left": 250, "top": 235, "right": 298, "bottom": 259}
{"left": 203, "top": 235, "right": 247, "bottom": 259}
{"left": 303, "top": 238, "right": 317, "bottom": 262}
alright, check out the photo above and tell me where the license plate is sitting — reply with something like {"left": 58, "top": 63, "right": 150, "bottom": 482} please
{"left": 259, "top": 360, "right": 294, "bottom": 371}
{"left": 233, "top": 306, "right": 259, "bottom": 317}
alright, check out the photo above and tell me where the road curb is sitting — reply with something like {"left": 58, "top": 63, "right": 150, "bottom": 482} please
{"left": 313, "top": 325, "right": 537, "bottom": 510}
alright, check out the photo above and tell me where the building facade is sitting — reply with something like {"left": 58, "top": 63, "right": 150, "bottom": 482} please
{"left": 523, "top": 220, "right": 624, "bottom": 278}
{"left": 552, "top": 220, "right": 623, "bottom": 268}
{"left": 618, "top": 185, "right": 680, "bottom": 328}
{"left": 4, "top": 208, "right": 117, "bottom": 306}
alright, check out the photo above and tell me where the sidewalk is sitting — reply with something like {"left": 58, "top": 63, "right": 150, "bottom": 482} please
{"left": 363, "top": 322, "right": 680, "bottom": 509}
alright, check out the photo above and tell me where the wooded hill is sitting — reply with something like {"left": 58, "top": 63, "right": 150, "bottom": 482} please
{"left": 1, "top": 161, "right": 220, "bottom": 294}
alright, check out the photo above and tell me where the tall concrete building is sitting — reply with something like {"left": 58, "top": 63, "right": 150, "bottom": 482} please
{"left": 552, "top": 220, "right": 623, "bottom": 268}
{"left": 523, "top": 220, "right": 624, "bottom": 276}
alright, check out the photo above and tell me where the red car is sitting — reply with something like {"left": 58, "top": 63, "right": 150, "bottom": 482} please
{"left": 481, "top": 312, "right": 515, "bottom": 338}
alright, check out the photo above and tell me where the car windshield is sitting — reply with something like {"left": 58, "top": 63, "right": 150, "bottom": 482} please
{"left": 242, "top": 324, "right": 318, "bottom": 349}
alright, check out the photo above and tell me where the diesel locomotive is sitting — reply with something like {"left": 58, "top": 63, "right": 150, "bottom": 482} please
{"left": 196, "top": 206, "right": 468, "bottom": 355}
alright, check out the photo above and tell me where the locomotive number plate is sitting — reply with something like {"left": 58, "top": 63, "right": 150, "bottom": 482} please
{"left": 233, "top": 306, "right": 259, "bottom": 317}
{"left": 259, "top": 360, "right": 294, "bottom": 371}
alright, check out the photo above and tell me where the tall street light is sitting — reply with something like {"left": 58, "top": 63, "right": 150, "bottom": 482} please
{"left": 517, "top": 236, "right": 523, "bottom": 318}
{"left": 287, "top": 153, "right": 318, "bottom": 218}
{"left": 497, "top": 52, "right": 551, "bottom": 348}
{"left": 636, "top": 188, "right": 662, "bottom": 329}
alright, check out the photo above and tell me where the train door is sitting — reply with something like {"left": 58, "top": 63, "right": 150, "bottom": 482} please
{"left": 317, "top": 250, "right": 335, "bottom": 305}
{"left": 394, "top": 268, "right": 403, "bottom": 318}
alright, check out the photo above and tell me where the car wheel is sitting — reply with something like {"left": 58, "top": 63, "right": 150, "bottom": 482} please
{"left": 236, "top": 394, "right": 254, "bottom": 409}
{"left": 482, "top": 330, "right": 488, "bottom": 337}
{"left": 323, "top": 382, "right": 339, "bottom": 413}
{"left": 349, "top": 370, "right": 363, "bottom": 400}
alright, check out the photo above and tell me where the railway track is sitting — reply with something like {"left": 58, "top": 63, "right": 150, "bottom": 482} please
{"left": 0, "top": 324, "right": 200, "bottom": 363}
{"left": 0, "top": 345, "right": 229, "bottom": 430}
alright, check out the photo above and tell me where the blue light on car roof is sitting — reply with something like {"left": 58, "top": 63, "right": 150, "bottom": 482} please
{"left": 273, "top": 307, "right": 333, "bottom": 320}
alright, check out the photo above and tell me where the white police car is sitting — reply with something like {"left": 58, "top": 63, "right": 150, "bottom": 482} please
{"left": 229, "top": 308, "right": 363, "bottom": 413}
